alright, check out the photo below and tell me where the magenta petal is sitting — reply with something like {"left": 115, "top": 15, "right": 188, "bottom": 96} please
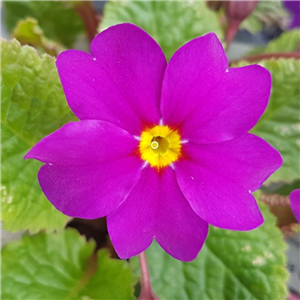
{"left": 181, "top": 65, "right": 271, "bottom": 144}
{"left": 25, "top": 120, "right": 138, "bottom": 166}
{"left": 155, "top": 168, "right": 208, "bottom": 262}
{"left": 38, "top": 156, "right": 143, "bottom": 219}
{"left": 290, "top": 13, "right": 300, "bottom": 28}
{"left": 108, "top": 167, "right": 208, "bottom": 261}
{"left": 284, "top": 0, "right": 300, "bottom": 12}
{"left": 290, "top": 189, "right": 300, "bottom": 223}
{"left": 107, "top": 167, "right": 156, "bottom": 258}
{"left": 182, "top": 134, "right": 282, "bottom": 192}
{"left": 90, "top": 24, "right": 166, "bottom": 129}
{"left": 160, "top": 33, "right": 228, "bottom": 127}
{"left": 56, "top": 24, "right": 166, "bottom": 134}
{"left": 175, "top": 150, "right": 264, "bottom": 231}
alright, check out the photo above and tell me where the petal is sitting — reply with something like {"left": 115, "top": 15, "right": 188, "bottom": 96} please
{"left": 284, "top": 1, "right": 300, "bottom": 13}
{"left": 56, "top": 24, "right": 167, "bottom": 135}
{"left": 181, "top": 134, "right": 282, "bottom": 192}
{"left": 155, "top": 168, "right": 208, "bottom": 262}
{"left": 108, "top": 167, "right": 208, "bottom": 261}
{"left": 175, "top": 151, "right": 264, "bottom": 231}
{"left": 290, "top": 13, "right": 300, "bottom": 28}
{"left": 290, "top": 189, "right": 300, "bottom": 223}
{"left": 107, "top": 167, "right": 156, "bottom": 258}
{"left": 90, "top": 24, "right": 166, "bottom": 129}
{"left": 25, "top": 120, "right": 138, "bottom": 166}
{"left": 160, "top": 33, "right": 228, "bottom": 126}
{"left": 38, "top": 156, "right": 143, "bottom": 219}
{"left": 180, "top": 65, "right": 271, "bottom": 143}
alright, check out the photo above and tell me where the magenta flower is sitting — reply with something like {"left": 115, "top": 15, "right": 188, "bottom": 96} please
{"left": 289, "top": 189, "right": 300, "bottom": 222}
{"left": 283, "top": 1, "right": 300, "bottom": 28}
{"left": 25, "top": 24, "right": 282, "bottom": 261}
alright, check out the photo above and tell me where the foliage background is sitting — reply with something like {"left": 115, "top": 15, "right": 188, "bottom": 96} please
{"left": 1, "top": 1, "right": 299, "bottom": 299}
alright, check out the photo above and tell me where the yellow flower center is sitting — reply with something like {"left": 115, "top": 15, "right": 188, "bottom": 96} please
{"left": 139, "top": 125, "right": 182, "bottom": 169}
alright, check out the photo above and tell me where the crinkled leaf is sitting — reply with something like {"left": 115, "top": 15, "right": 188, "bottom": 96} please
{"left": 1, "top": 229, "right": 136, "bottom": 300}
{"left": 259, "top": 29, "right": 300, "bottom": 53}
{"left": 130, "top": 203, "right": 288, "bottom": 300}
{"left": 249, "top": 29, "right": 300, "bottom": 55}
{"left": 100, "top": 0, "right": 223, "bottom": 60}
{"left": 1, "top": 39, "right": 76, "bottom": 233}
{"left": 236, "top": 59, "right": 300, "bottom": 184}
{"left": 3, "top": 1, "right": 84, "bottom": 47}
{"left": 12, "top": 18, "right": 65, "bottom": 56}
{"left": 240, "top": 1, "right": 289, "bottom": 34}
{"left": 78, "top": 250, "right": 135, "bottom": 300}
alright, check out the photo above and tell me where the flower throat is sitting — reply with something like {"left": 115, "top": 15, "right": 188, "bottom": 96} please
{"left": 139, "top": 125, "right": 181, "bottom": 169}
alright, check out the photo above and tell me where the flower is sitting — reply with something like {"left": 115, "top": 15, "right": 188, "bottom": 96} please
{"left": 25, "top": 23, "right": 282, "bottom": 261}
{"left": 283, "top": 1, "right": 300, "bottom": 29}
{"left": 289, "top": 189, "right": 300, "bottom": 223}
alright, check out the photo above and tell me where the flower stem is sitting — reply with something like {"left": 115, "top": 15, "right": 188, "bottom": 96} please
{"left": 225, "top": 19, "right": 240, "bottom": 50}
{"left": 232, "top": 52, "right": 300, "bottom": 64}
{"left": 74, "top": 1, "right": 99, "bottom": 42}
{"left": 138, "top": 252, "right": 160, "bottom": 300}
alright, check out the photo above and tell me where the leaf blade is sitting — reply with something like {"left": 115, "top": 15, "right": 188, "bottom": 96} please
{"left": 1, "top": 39, "right": 76, "bottom": 233}
{"left": 1, "top": 229, "right": 136, "bottom": 300}
{"left": 100, "top": 0, "right": 223, "bottom": 61}
{"left": 3, "top": 1, "right": 84, "bottom": 47}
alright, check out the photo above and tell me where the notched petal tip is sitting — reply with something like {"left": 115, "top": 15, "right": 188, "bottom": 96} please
{"left": 55, "top": 49, "right": 93, "bottom": 70}
{"left": 248, "top": 133, "right": 284, "bottom": 186}
{"left": 231, "top": 63, "right": 272, "bottom": 126}
{"left": 91, "top": 22, "right": 166, "bottom": 63}
{"left": 249, "top": 63, "right": 272, "bottom": 88}
{"left": 170, "top": 31, "right": 227, "bottom": 65}
{"left": 156, "top": 221, "right": 209, "bottom": 262}
{"left": 212, "top": 211, "right": 264, "bottom": 232}
{"left": 99, "top": 22, "right": 146, "bottom": 33}
{"left": 272, "top": 147, "right": 283, "bottom": 170}
{"left": 23, "top": 150, "right": 31, "bottom": 160}
{"left": 242, "top": 213, "right": 264, "bottom": 231}
{"left": 113, "top": 239, "right": 154, "bottom": 260}
{"left": 23, "top": 143, "right": 42, "bottom": 161}
{"left": 201, "top": 31, "right": 222, "bottom": 43}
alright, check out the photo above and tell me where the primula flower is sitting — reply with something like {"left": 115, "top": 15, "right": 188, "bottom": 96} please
{"left": 283, "top": 1, "right": 300, "bottom": 29}
{"left": 25, "top": 24, "right": 282, "bottom": 261}
{"left": 289, "top": 189, "right": 300, "bottom": 223}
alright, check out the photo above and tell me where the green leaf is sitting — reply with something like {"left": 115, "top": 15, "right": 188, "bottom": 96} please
{"left": 3, "top": 1, "right": 84, "bottom": 47}
{"left": 79, "top": 250, "right": 135, "bottom": 300}
{"left": 130, "top": 203, "right": 288, "bottom": 300}
{"left": 1, "top": 229, "right": 136, "bottom": 300}
{"left": 12, "top": 18, "right": 65, "bottom": 56}
{"left": 100, "top": 1, "right": 223, "bottom": 60}
{"left": 236, "top": 59, "right": 300, "bottom": 184}
{"left": 249, "top": 29, "right": 300, "bottom": 55}
{"left": 1, "top": 39, "right": 76, "bottom": 233}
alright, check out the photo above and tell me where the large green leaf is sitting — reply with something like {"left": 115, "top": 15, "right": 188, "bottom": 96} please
{"left": 79, "top": 250, "right": 135, "bottom": 300}
{"left": 260, "top": 29, "right": 300, "bottom": 53}
{"left": 249, "top": 29, "right": 300, "bottom": 55}
{"left": 100, "top": 1, "right": 223, "bottom": 60}
{"left": 3, "top": 1, "right": 84, "bottom": 47}
{"left": 1, "top": 229, "right": 136, "bottom": 300}
{"left": 130, "top": 204, "right": 288, "bottom": 300}
{"left": 1, "top": 39, "right": 76, "bottom": 233}
{"left": 246, "top": 59, "right": 299, "bottom": 184}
